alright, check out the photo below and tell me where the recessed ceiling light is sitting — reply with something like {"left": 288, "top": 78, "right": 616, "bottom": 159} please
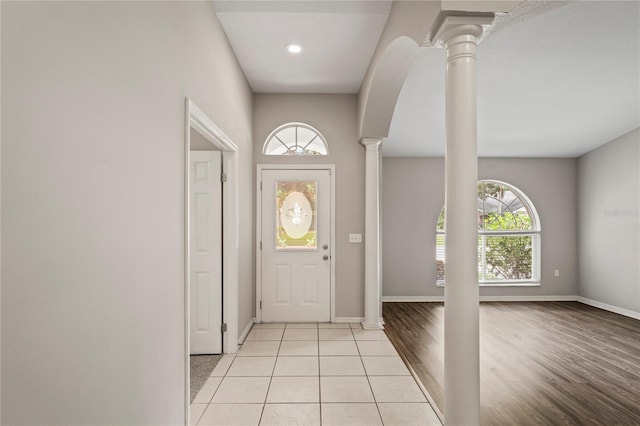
{"left": 286, "top": 43, "right": 303, "bottom": 54}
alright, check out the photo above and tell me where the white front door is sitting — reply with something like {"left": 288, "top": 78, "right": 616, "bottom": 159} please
{"left": 190, "top": 151, "right": 222, "bottom": 354}
{"left": 260, "top": 168, "right": 332, "bottom": 322}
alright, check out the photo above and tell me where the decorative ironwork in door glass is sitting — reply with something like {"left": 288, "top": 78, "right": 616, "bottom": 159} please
{"left": 276, "top": 181, "right": 317, "bottom": 250}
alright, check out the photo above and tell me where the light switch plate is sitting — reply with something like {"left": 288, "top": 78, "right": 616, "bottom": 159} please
{"left": 349, "top": 233, "right": 362, "bottom": 243}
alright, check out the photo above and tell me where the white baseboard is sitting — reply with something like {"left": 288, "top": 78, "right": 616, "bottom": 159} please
{"left": 382, "top": 296, "right": 444, "bottom": 302}
{"left": 577, "top": 297, "right": 640, "bottom": 320}
{"left": 334, "top": 316, "right": 364, "bottom": 323}
{"left": 238, "top": 317, "right": 256, "bottom": 344}
{"left": 480, "top": 295, "right": 577, "bottom": 302}
{"left": 381, "top": 295, "right": 639, "bottom": 320}
{"left": 382, "top": 295, "right": 578, "bottom": 302}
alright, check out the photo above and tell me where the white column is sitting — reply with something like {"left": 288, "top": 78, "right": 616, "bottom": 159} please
{"left": 361, "top": 137, "right": 383, "bottom": 329}
{"left": 432, "top": 15, "right": 493, "bottom": 426}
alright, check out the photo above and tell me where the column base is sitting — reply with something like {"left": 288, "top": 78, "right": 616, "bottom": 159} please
{"left": 361, "top": 321, "right": 384, "bottom": 330}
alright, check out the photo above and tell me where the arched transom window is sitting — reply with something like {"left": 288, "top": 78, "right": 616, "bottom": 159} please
{"left": 263, "top": 123, "right": 328, "bottom": 156}
{"left": 436, "top": 180, "right": 541, "bottom": 286}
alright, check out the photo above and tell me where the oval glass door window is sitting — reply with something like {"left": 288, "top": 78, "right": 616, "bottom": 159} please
{"left": 281, "top": 192, "right": 312, "bottom": 238}
{"left": 276, "top": 181, "right": 317, "bottom": 249}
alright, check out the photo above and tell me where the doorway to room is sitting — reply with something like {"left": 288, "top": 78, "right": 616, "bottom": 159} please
{"left": 185, "top": 99, "right": 239, "bottom": 424}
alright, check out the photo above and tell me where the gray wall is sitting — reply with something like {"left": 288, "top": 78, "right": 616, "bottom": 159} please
{"left": 1, "top": 2, "right": 253, "bottom": 423}
{"left": 578, "top": 128, "right": 640, "bottom": 314}
{"left": 382, "top": 157, "right": 578, "bottom": 298}
{"left": 253, "top": 94, "right": 365, "bottom": 318}
{"left": 190, "top": 128, "right": 217, "bottom": 151}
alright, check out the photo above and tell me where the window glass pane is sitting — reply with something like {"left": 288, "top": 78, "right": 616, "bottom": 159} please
{"left": 278, "top": 126, "right": 296, "bottom": 146}
{"left": 297, "top": 126, "right": 317, "bottom": 145}
{"left": 480, "top": 235, "right": 533, "bottom": 281}
{"left": 276, "top": 181, "right": 317, "bottom": 250}
{"left": 436, "top": 234, "right": 445, "bottom": 284}
{"left": 478, "top": 182, "right": 532, "bottom": 230}
{"left": 481, "top": 210, "right": 532, "bottom": 231}
{"left": 265, "top": 137, "right": 288, "bottom": 155}
{"left": 437, "top": 208, "right": 445, "bottom": 231}
{"left": 304, "top": 138, "right": 327, "bottom": 155}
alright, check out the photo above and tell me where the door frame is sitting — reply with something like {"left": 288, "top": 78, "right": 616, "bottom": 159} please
{"left": 256, "top": 164, "right": 336, "bottom": 323}
{"left": 185, "top": 99, "right": 239, "bottom": 421}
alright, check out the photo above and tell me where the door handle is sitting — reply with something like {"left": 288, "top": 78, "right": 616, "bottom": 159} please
{"left": 323, "top": 255, "right": 329, "bottom": 261}
{"left": 323, "top": 244, "right": 329, "bottom": 250}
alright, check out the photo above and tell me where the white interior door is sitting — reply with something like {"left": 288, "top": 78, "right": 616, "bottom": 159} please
{"left": 190, "top": 151, "right": 222, "bottom": 354}
{"left": 260, "top": 169, "right": 331, "bottom": 322}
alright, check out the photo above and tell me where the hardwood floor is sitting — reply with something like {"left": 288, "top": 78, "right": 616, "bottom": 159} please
{"left": 383, "top": 302, "right": 640, "bottom": 425}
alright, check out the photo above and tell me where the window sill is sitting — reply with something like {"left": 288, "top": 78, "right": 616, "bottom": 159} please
{"left": 436, "top": 282, "right": 541, "bottom": 288}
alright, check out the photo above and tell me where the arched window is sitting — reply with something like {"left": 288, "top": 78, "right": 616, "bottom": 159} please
{"left": 436, "top": 180, "right": 541, "bottom": 286}
{"left": 263, "top": 122, "right": 328, "bottom": 156}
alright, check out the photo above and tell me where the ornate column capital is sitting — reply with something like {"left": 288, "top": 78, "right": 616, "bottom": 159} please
{"left": 430, "top": 13, "right": 494, "bottom": 47}
{"left": 360, "top": 137, "right": 383, "bottom": 150}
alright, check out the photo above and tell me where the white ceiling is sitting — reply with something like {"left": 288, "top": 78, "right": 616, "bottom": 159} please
{"left": 215, "top": 1, "right": 640, "bottom": 158}
{"left": 214, "top": 1, "right": 391, "bottom": 93}
{"left": 386, "top": 0, "right": 640, "bottom": 157}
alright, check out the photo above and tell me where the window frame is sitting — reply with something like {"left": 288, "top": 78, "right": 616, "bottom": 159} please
{"left": 263, "top": 122, "right": 329, "bottom": 156}
{"left": 436, "top": 179, "right": 541, "bottom": 287}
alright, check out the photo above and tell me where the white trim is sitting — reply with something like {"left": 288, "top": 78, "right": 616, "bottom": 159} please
{"left": 256, "top": 164, "right": 336, "bottom": 323}
{"left": 185, "top": 99, "right": 240, "bottom": 425}
{"left": 238, "top": 318, "right": 256, "bottom": 344}
{"left": 479, "top": 282, "right": 540, "bottom": 287}
{"left": 0, "top": 1, "right": 3, "bottom": 415}
{"left": 437, "top": 282, "right": 541, "bottom": 288}
{"left": 382, "top": 295, "right": 578, "bottom": 302}
{"left": 189, "top": 101, "right": 239, "bottom": 152}
{"left": 334, "top": 317, "right": 365, "bottom": 323}
{"left": 382, "top": 296, "right": 446, "bottom": 302}
{"left": 577, "top": 297, "right": 640, "bottom": 320}
{"left": 480, "top": 295, "right": 577, "bottom": 302}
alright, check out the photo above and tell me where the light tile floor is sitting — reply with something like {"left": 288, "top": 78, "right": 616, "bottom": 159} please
{"left": 191, "top": 322, "right": 442, "bottom": 426}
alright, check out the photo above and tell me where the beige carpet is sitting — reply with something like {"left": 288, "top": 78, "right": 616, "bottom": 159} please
{"left": 190, "top": 354, "right": 222, "bottom": 403}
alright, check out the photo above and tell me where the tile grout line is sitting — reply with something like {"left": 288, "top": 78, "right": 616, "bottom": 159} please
{"left": 256, "top": 366, "right": 271, "bottom": 425}
{"left": 195, "top": 359, "right": 226, "bottom": 424}
{"left": 401, "top": 361, "right": 444, "bottom": 424}
{"left": 260, "top": 323, "right": 322, "bottom": 425}
{"left": 193, "top": 403, "right": 206, "bottom": 426}
{"left": 317, "top": 322, "right": 323, "bottom": 426}
{"left": 354, "top": 326, "right": 386, "bottom": 425}
{"left": 215, "top": 325, "right": 279, "bottom": 425}
{"left": 201, "top": 324, "right": 435, "bottom": 424}
{"left": 257, "top": 325, "right": 286, "bottom": 425}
